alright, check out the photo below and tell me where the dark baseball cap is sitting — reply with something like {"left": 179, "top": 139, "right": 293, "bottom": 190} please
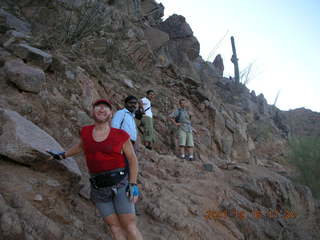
{"left": 92, "top": 99, "right": 112, "bottom": 109}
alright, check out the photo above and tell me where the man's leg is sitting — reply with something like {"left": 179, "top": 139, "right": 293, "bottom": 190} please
{"left": 186, "top": 132, "right": 194, "bottom": 160}
{"left": 179, "top": 145, "right": 185, "bottom": 158}
{"left": 119, "top": 214, "right": 143, "bottom": 240}
{"left": 178, "top": 129, "right": 187, "bottom": 159}
{"left": 186, "top": 147, "right": 194, "bottom": 160}
{"left": 142, "top": 116, "right": 153, "bottom": 149}
{"left": 103, "top": 214, "right": 127, "bottom": 240}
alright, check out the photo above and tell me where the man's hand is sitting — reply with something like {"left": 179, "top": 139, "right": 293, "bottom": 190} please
{"left": 46, "top": 150, "right": 66, "bottom": 161}
{"left": 126, "top": 183, "right": 140, "bottom": 203}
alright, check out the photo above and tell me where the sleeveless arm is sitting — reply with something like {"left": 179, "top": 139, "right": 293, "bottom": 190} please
{"left": 65, "top": 140, "right": 83, "bottom": 158}
{"left": 122, "top": 139, "right": 138, "bottom": 184}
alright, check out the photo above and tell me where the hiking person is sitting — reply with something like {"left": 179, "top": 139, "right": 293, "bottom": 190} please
{"left": 169, "top": 98, "right": 195, "bottom": 161}
{"left": 111, "top": 96, "right": 138, "bottom": 145}
{"left": 48, "top": 99, "right": 143, "bottom": 240}
{"left": 140, "top": 90, "right": 155, "bottom": 150}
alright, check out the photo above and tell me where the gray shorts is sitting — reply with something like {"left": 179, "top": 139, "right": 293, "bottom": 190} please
{"left": 95, "top": 185, "right": 135, "bottom": 218}
{"left": 178, "top": 129, "right": 194, "bottom": 147}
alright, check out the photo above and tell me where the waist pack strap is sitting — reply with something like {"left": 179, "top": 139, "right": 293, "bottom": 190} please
{"left": 90, "top": 168, "right": 128, "bottom": 189}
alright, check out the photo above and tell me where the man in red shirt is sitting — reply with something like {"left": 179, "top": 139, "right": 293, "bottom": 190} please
{"left": 48, "top": 99, "right": 143, "bottom": 240}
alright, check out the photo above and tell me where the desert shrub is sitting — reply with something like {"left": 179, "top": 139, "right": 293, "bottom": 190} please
{"left": 62, "top": 1, "right": 111, "bottom": 43}
{"left": 288, "top": 137, "right": 320, "bottom": 199}
{"left": 44, "top": 0, "right": 112, "bottom": 47}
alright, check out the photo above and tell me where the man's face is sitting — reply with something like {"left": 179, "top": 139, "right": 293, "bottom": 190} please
{"left": 179, "top": 100, "right": 187, "bottom": 108}
{"left": 92, "top": 104, "right": 112, "bottom": 123}
{"left": 147, "top": 92, "right": 155, "bottom": 100}
{"left": 125, "top": 99, "right": 138, "bottom": 113}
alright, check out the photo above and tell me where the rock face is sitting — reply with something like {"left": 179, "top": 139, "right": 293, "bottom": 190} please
{"left": 157, "top": 14, "right": 200, "bottom": 60}
{"left": 0, "top": 1, "right": 319, "bottom": 240}
{"left": 0, "top": 108, "right": 81, "bottom": 178}
{"left": 143, "top": 26, "right": 169, "bottom": 51}
{"left": 282, "top": 108, "right": 320, "bottom": 137}
{"left": 4, "top": 59, "right": 45, "bottom": 93}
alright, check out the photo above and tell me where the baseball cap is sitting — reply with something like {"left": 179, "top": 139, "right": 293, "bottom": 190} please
{"left": 92, "top": 99, "right": 112, "bottom": 109}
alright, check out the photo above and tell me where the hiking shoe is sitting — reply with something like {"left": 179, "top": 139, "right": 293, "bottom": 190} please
{"left": 179, "top": 155, "right": 185, "bottom": 160}
{"left": 188, "top": 156, "right": 195, "bottom": 161}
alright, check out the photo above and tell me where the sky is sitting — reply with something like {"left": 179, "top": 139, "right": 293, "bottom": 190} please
{"left": 158, "top": 0, "right": 320, "bottom": 112}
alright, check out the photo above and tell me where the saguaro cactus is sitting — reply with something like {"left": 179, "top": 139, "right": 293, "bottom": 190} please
{"left": 231, "top": 36, "right": 240, "bottom": 84}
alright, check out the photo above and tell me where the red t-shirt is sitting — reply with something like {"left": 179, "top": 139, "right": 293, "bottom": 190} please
{"left": 80, "top": 125, "right": 130, "bottom": 173}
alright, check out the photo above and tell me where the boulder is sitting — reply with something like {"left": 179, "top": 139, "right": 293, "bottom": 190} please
{"left": 212, "top": 54, "right": 224, "bottom": 77}
{"left": 8, "top": 43, "right": 52, "bottom": 70}
{"left": 4, "top": 59, "right": 45, "bottom": 93}
{"left": 157, "top": 14, "right": 193, "bottom": 39}
{"left": 0, "top": 108, "right": 82, "bottom": 178}
{"left": 257, "top": 93, "right": 268, "bottom": 115}
{"left": 0, "top": 9, "right": 31, "bottom": 34}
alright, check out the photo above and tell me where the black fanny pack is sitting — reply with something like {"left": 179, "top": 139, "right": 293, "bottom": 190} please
{"left": 90, "top": 168, "right": 128, "bottom": 189}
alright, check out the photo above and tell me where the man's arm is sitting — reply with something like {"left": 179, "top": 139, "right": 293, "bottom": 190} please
{"left": 111, "top": 110, "right": 124, "bottom": 129}
{"left": 169, "top": 117, "right": 181, "bottom": 126}
{"left": 168, "top": 110, "right": 181, "bottom": 126}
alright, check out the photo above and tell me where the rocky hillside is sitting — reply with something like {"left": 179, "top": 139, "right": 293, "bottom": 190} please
{"left": 282, "top": 108, "right": 320, "bottom": 138}
{"left": 0, "top": 1, "right": 319, "bottom": 239}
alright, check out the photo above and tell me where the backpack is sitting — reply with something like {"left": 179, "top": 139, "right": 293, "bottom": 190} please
{"left": 175, "top": 109, "right": 182, "bottom": 123}
{"left": 135, "top": 107, "right": 150, "bottom": 120}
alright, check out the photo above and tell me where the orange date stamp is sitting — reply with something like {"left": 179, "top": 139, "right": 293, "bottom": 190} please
{"left": 204, "top": 209, "right": 296, "bottom": 220}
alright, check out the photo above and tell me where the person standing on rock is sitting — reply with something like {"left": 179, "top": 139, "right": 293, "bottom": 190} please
{"left": 169, "top": 98, "right": 195, "bottom": 161}
{"left": 140, "top": 90, "right": 156, "bottom": 150}
{"left": 112, "top": 95, "right": 138, "bottom": 146}
{"left": 48, "top": 99, "right": 143, "bottom": 240}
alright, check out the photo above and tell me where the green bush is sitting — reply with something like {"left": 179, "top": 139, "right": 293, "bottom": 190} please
{"left": 288, "top": 137, "right": 320, "bottom": 199}
{"left": 61, "top": 1, "right": 111, "bottom": 44}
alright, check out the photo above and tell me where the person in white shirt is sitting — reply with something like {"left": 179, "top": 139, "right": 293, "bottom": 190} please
{"left": 111, "top": 96, "right": 138, "bottom": 145}
{"left": 140, "top": 90, "right": 155, "bottom": 150}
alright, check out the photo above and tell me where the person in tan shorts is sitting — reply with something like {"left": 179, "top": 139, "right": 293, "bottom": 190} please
{"left": 169, "top": 99, "right": 195, "bottom": 161}
{"left": 140, "top": 90, "right": 156, "bottom": 150}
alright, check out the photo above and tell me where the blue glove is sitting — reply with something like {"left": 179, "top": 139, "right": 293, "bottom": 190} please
{"left": 46, "top": 150, "right": 66, "bottom": 161}
{"left": 126, "top": 183, "right": 140, "bottom": 201}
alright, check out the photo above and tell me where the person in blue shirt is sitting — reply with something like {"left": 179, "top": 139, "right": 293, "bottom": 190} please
{"left": 112, "top": 96, "right": 138, "bottom": 145}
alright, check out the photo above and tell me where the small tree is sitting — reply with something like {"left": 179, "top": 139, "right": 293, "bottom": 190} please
{"left": 42, "top": 0, "right": 112, "bottom": 48}
{"left": 240, "top": 62, "right": 254, "bottom": 85}
{"left": 60, "top": 0, "right": 111, "bottom": 44}
{"left": 273, "top": 90, "right": 281, "bottom": 106}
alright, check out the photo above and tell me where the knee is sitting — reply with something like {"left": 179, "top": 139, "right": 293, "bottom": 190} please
{"left": 109, "top": 224, "right": 123, "bottom": 235}
{"left": 123, "top": 222, "right": 139, "bottom": 235}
